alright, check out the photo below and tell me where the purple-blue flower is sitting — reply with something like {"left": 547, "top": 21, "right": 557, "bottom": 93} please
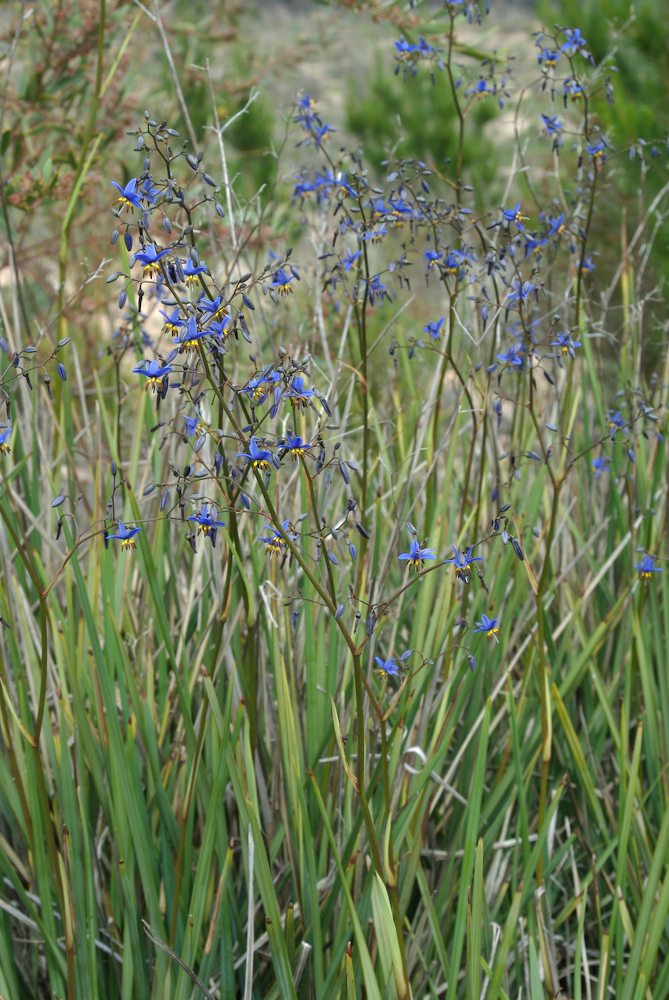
{"left": 280, "top": 432, "right": 312, "bottom": 459}
{"left": 286, "top": 375, "right": 316, "bottom": 408}
{"left": 177, "top": 316, "right": 209, "bottom": 352}
{"left": 550, "top": 331, "right": 581, "bottom": 359}
{"left": 635, "top": 554, "right": 662, "bottom": 580}
{"left": 423, "top": 317, "right": 445, "bottom": 340}
{"left": 496, "top": 344, "right": 526, "bottom": 369}
{"left": 586, "top": 140, "right": 608, "bottom": 165}
{"left": 0, "top": 425, "right": 13, "bottom": 454}
{"left": 399, "top": 539, "right": 436, "bottom": 572}
{"left": 592, "top": 455, "right": 610, "bottom": 479}
{"left": 271, "top": 268, "right": 295, "bottom": 295}
{"left": 188, "top": 504, "right": 225, "bottom": 543}
{"left": 259, "top": 520, "right": 298, "bottom": 556}
{"left": 501, "top": 203, "right": 528, "bottom": 231}
{"left": 560, "top": 28, "right": 589, "bottom": 58}
{"left": 374, "top": 656, "right": 401, "bottom": 678}
{"left": 107, "top": 521, "right": 142, "bottom": 551}
{"left": 132, "top": 359, "right": 174, "bottom": 392}
{"left": 111, "top": 177, "right": 142, "bottom": 211}
{"left": 160, "top": 307, "right": 186, "bottom": 338}
{"left": 237, "top": 437, "right": 273, "bottom": 470}
{"left": 182, "top": 258, "right": 207, "bottom": 286}
{"left": 473, "top": 613, "right": 500, "bottom": 640}
{"left": 445, "top": 545, "right": 483, "bottom": 583}
{"left": 507, "top": 279, "right": 536, "bottom": 306}
{"left": 132, "top": 243, "right": 170, "bottom": 278}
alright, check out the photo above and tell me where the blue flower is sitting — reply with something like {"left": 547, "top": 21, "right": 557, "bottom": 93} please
{"left": 259, "top": 520, "right": 298, "bottom": 556}
{"left": 242, "top": 369, "right": 281, "bottom": 406}
{"left": 182, "top": 258, "right": 207, "bottom": 286}
{"left": 388, "top": 196, "right": 413, "bottom": 225}
{"left": 442, "top": 250, "right": 469, "bottom": 277}
{"left": 607, "top": 410, "right": 626, "bottom": 438}
{"left": 367, "top": 274, "right": 388, "bottom": 306}
{"left": 466, "top": 77, "right": 495, "bottom": 98}
{"left": 550, "top": 331, "right": 581, "bottom": 359}
{"left": 111, "top": 177, "right": 142, "bottom": 211}
{"left": 496, "top": 344, "right": 526, "bottom": 369}
{"left": 394, "top": 38, "right": 418, "bottom": 62}
{"left": 177, "top": 316, "right": 208, "bottom": 352}
{"left": 198, "top": 294, "right": 227, "bottom": 320}
{"left": 188, "top": 503, "right": 225, "bottom": 541}
{"left": 541, "top": 114, "right": 564, "bottom": 149}
{"left": 398, "top": 539, "right": 436, "bottom": 571}
{"left": 160, "top": 307, "right": 186, "bottom": 338}
{"left": 445, "top": 544, "right": 483, "bottom": 583}
{"left": 342, "top": 249, "right": 362, "bottom": 271}
{"left": 271, "top": 267, "right": 295, "bottom": 295}
{"left": 592, "top": 455, "right": 610, "bottom": 479}
{"left": 208, "top": 316, "right": 232, "bottom": 342}
{"left": 183, "top": 414, "right": 201, "bottom": 437}
{"left": 280, "top": 432, "right": 312, "bottom": 459}
{"left": 313, "top": 123, "right": 335, "bottom": 146}
{"left": 563, "top": 78, "right": 585, "bottom": 101}
{"left": 286, "top": 375, "right": 316, "bottom": 409}
{"left": 243, "top": 376, "right": 269, "bottom": 405}
{"left": 107, "top": 521, "right": 142, "bottom": 551}
{"left": 394, "top": 35, "right": 441, "bottom": 77}
{"left": 546, "top": 214, "right": 567, "bottom": 238}
{"left": 296, "top": 94, "right": 317, "bottom": 116}
{"left": 374, "top": 656, "right": 401, "bottom": 678}
{"left": 363, "top": 224, "right": 388, "bottom": 244}
{"left": 586, "top": 140, "right": 608, "bottom": 165}
{"left": 635, "top": 554, "right": 662, "bottom": 580}
{"left": 132, "top": 243, "right": 170, "bottom": 279}
{"left": 140, "top": 177, "right": 161, "bottom": 206}
{"left": 524, "top": 235, "right": 547, "bottom": 258}
{"left": 0, "top": 425, "right": 12, "bottom": 454}
{"left": 501, "top": 203, "right": 528, "bottom": 231}
{"left": 423, "top": 317, "right": 445, "bottom": 340}
{"left": 537, "top": 46, "right": 560, "bottom": 70}
{"left": 507, "top": 279, "right": 536, "bottom": 307}
{"left": 473, "top": 613, "right": 500, "bottom": 639}
{"left": 424, "top": 250, "right": 441, "bottom": 271}
{"left": 132, "top": 359, "right": 174, "bottom": 392}
{"left": 237, "top": 436, "right": 273, "bottom": 470}
{"left": 560, "top": 28, "right": 589, "bottom": 58}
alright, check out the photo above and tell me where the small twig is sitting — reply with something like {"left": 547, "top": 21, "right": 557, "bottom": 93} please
{"left": 141, "top": 920, "right": 215, "bottom": 1000}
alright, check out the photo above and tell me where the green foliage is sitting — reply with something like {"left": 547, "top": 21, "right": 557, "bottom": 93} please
{"left": 541, "top": 0, "right": 669, "bottom": 298}
{"left": 223, "top": 87, "right": 277, "bottom": 196}
{"left": 541, "top": 0, "right": 669, "bottom": 143}
{"left": 346, "top": 56, "right": 499, "bottom": 194}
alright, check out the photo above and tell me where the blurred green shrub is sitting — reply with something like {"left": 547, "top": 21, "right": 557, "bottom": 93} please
{"left": 346, "top": 55, "right": 499, "bottom": 198}
{"left": 541, "top": 0, "right": 668, "bottom": 146}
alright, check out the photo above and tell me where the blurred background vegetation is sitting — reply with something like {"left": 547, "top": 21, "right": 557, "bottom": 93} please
{"left": 2, "top": 0, "right": 667, "bottom": 343}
